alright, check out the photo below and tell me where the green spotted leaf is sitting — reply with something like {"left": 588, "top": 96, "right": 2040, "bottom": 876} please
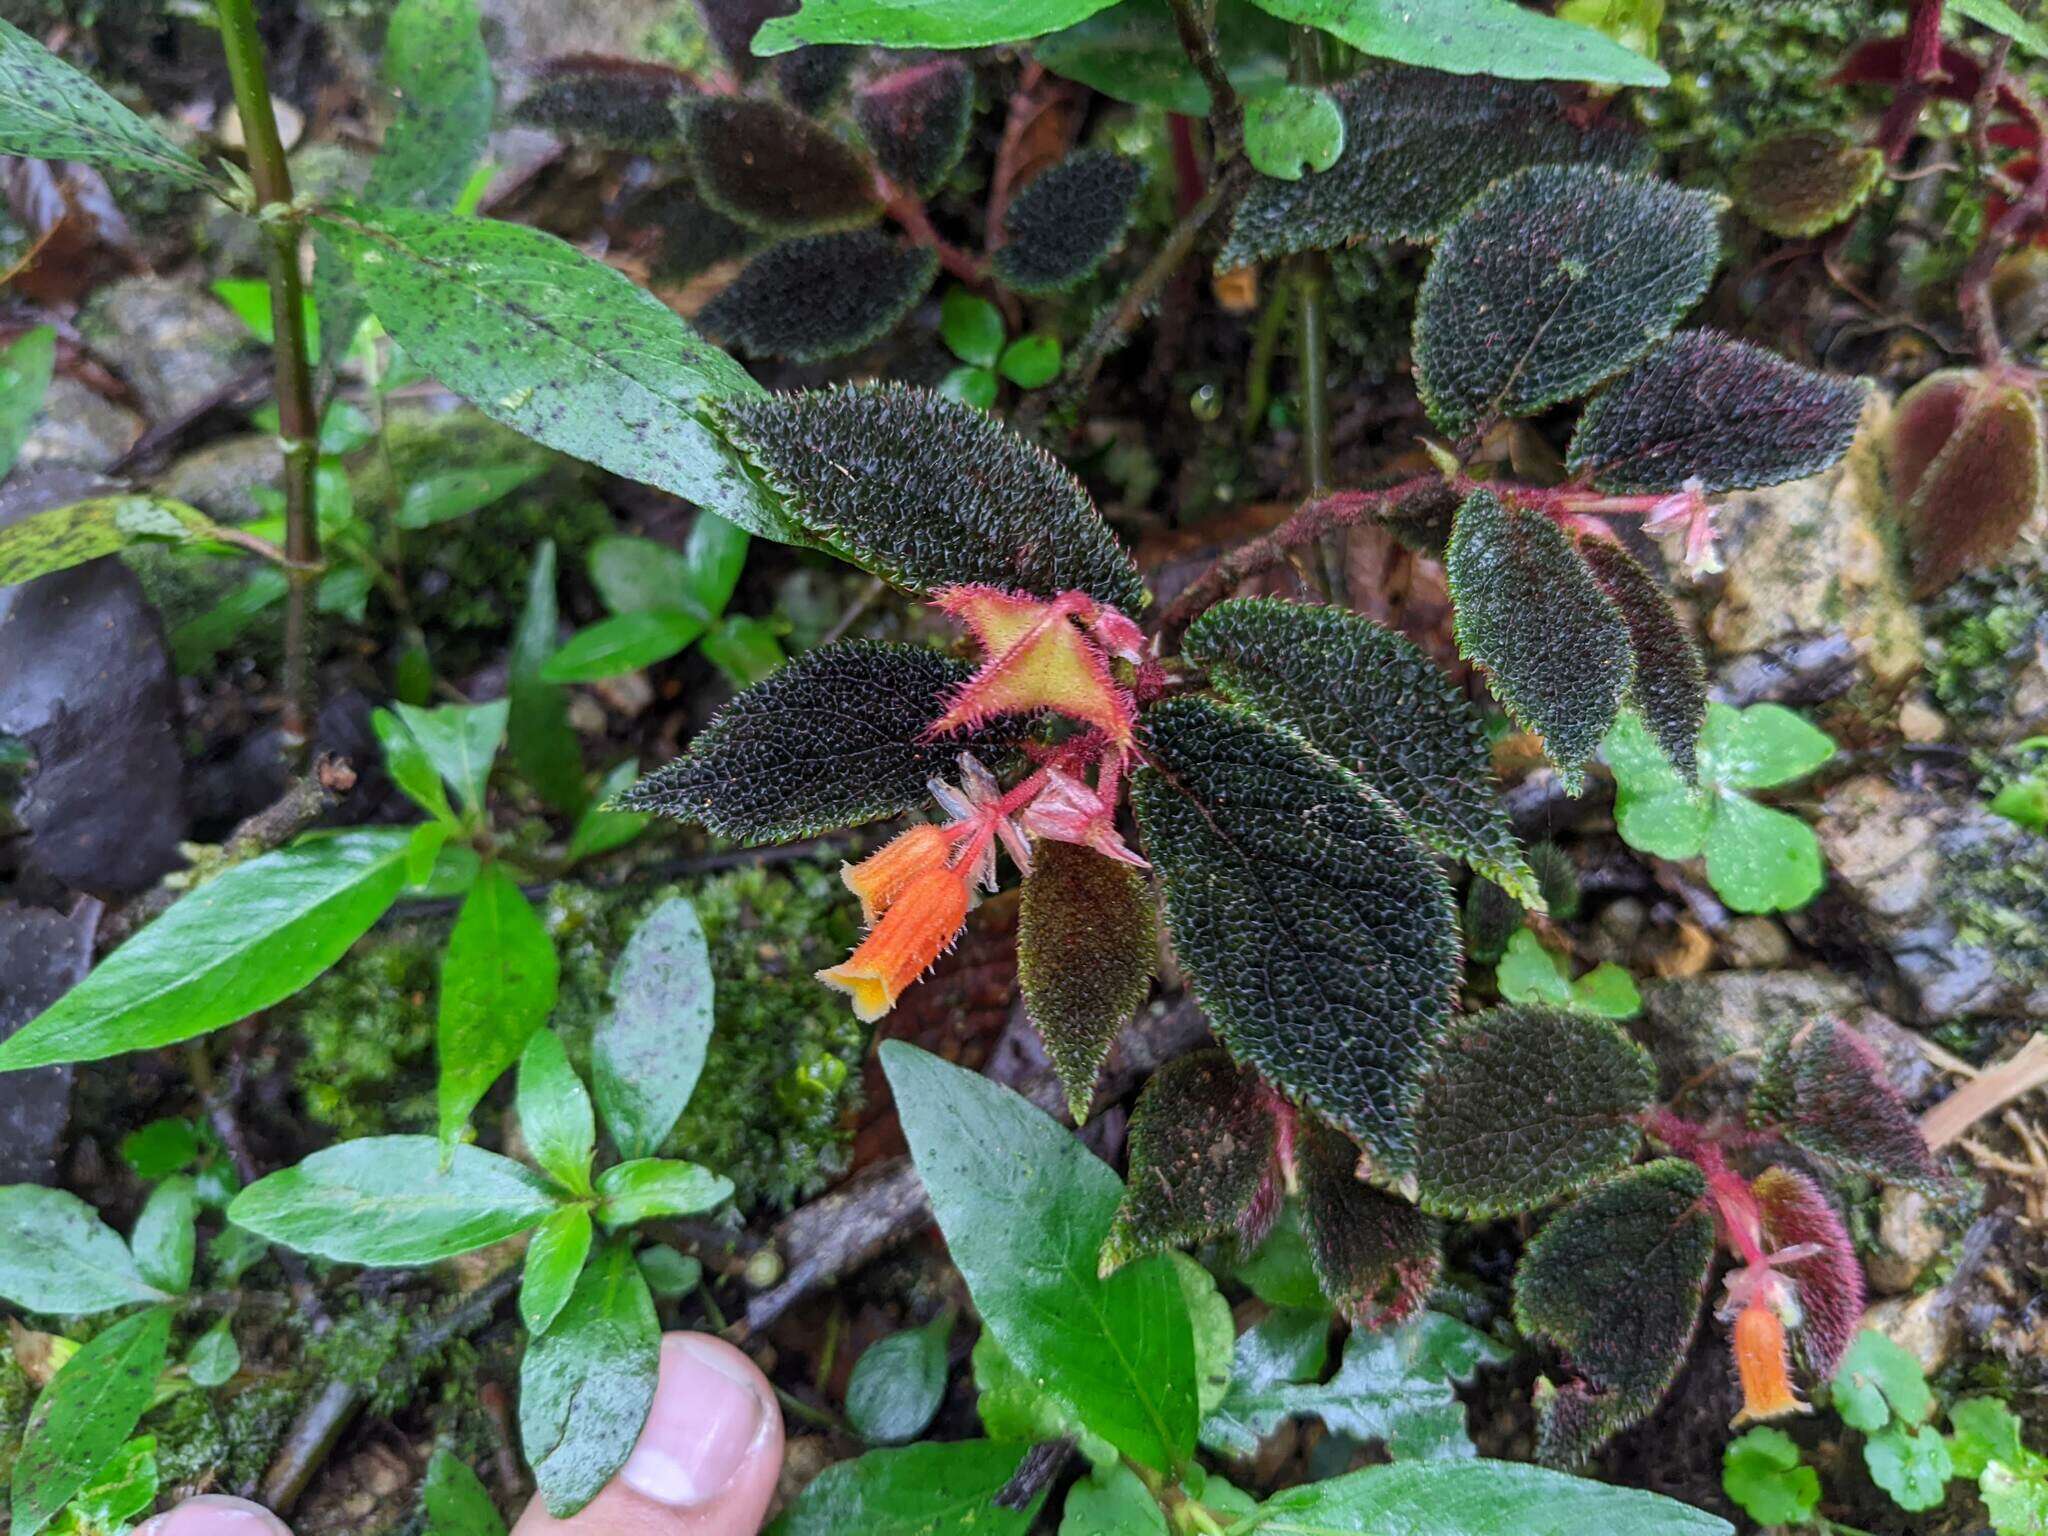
{"left": 1238, "top": 0, "right": 1668, "bottom": 86}
{"left": 0, "top": 20, "right": 211, "bottom": 187}
{"left": 1752, "top": 1020, "right": 1945, "bottom": 1193}
{"left": 1446, "top": 490, "right": 1632, "bottom": 793}
{"left": 10, "top": 1306, "right": 172, "bottom": 1536}
{"left": 1414, "top": 166, "right": 1722, "bottom": 435}
{"left": 992, "top": 151, "right": 1147, "bottom": 295}
{"left": 1100, "top": 1051, "right": 1279, "bottom": 1274}
{"left": 1568, "top": 331, "right": 1869, "bottom": 494}
{"left": 0, "top": 325, "right": 54, "bottom": 480}
{"left": 1219, "top": 65, "right": 1651, "bottom": 267}
{"left": 619, "top": 642, "right": 1016, "bottom": 842}
{"left": 682, "top": 97, "right": 880, "bottom": 236}
{"left": 1576, "top": 536, "right": 1707, "bottom": 784}
{"left": 768, "top": 1440, "right": 1041, "bottom": 1536}
{"left": 1249, "top": 1460, "right": 1731, "bottom": 1536}
{"left": 0, "top": 1187, "right": 167, "bottom": 1315}
{"left": 1731, "top": 128, "right": 1883, "bottom": 238}
{"left": 0, "top": 496, "right": 228, "bottom": 588}
{"left": 1514, "top": 1160, "right": 1715, "bottom": 1465}
{"left": 1184, "top": 596, "right": 1538, "bottom": 906}
{"left": 703, "top": 233, "right": 936, "bottom": 364}
{"left": 315, "top": 204, "right": 805, "bottom": 545}
{"left": 716, "top": 383, "right": 1146, "bottom": 607}
{"left": 1018, "top": 841, "right": 1157, "bottom": 1124}
{"left": 1411, "top": 1006, "right": 1654, "bottom": 1219}
{"left": 1133, "top": 697, "right": 1461, "bottom": 1173}
{"left": 1296, "top": 1116, "right": 1441, "bottom": 1329}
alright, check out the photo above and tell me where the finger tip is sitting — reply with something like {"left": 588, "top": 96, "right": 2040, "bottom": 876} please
{"left": 135, "top": 1495, "right": 293, "bottom": 1536}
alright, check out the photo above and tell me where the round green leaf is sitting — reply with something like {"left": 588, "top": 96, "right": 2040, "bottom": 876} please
{"left": 846, "top": 1313, "right": 952, "bottom": 1444}
{"left": 1703, "top": 792, "right": 1824, "bottom": 914}
{"left": 997, "top": 334, "right": 1063, "bottom": 390}
{"left": 1243, "top": 83, "right": 1345, "bottom": 181}
{"left": 939, "top": 288, "right": 1005, "bottom": 368}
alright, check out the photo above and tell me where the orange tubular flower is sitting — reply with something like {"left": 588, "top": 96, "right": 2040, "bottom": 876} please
{"left": 1730, "top": 1294, "right": 1809, "bottom": 1426}
{"left": 816, "top": 864, "right": 972, "bottom": 1022}
{"left": 840, "top": 823, "right": 953, "bottom": 924}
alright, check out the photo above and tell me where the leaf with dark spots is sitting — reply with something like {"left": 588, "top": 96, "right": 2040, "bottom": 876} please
{"left": 595, "top": 897, "right": 714, "bottom": 1162}
{"left": 682, "top": 97, "right": 881, "bottom": 236}
{"left": 1577, "top": 536, "right": 1707, "bottom": 784}
{"left": 10, "top": 1305, "right": 172, "bottom": 1536}
{"left": 0, "top": 19, "right": 211, "bottom": 189}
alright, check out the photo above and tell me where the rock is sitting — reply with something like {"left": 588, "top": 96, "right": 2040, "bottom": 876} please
{"left": 1702, "top": 391, "right": 1922, "bottom": 724}
{"left": 1862, "top": 1288, "right": 1962, "bottom": 1378}
{"left": 151, "top": 434, "right": 284, "bottom": 523}
{"left": 79, "top": 277, "right": 255, "bottom": 425}
{"left": 1812, "top": 774, "right": 2048, "bottom": 1021}
{"left": 1584, "top": 896, "right": 1646, "bottom": 965}
{"left": 1897, "top": 697, "right": 1947, "bottom": 743}
{"left": 1867, "top": 1187, "right": 1948, "bottom": 1295}
{"left": 1720, "top": 915, "right": 1791, "bottom": 970}
{"left": 0, "top": 899, "right": 95, "bottom": 1184}
{"left": 13, "top": 375, "right": 143, "bottom": 473}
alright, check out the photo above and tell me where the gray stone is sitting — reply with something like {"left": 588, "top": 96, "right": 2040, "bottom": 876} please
{"left": 1719, "top": 915, "right": 1792, "bottom": 970}
{"left": 14, "top": 375, "right": 143, "bottom": 473}
{"left": 80, "top": 277, "right": 256, "bottom": 425}
{"left": 1814, "top": 774, "right": 2048, "bottom": 1021}
{"left": 1866, "top": 1186, "right": 1948, "bottom": 1295}
{"left": 1862, "top": 1289, "right": 1962, "bottom": 1379}
{"left": 0, "top": 899, "right": 93, "bottom": 1184}
{"left": 153, "top": 434, "right": 285, "bottom": 524}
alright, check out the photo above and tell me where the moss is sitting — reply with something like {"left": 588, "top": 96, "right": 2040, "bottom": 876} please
{"left": 217, "top": 1384, "right": 301, "bottom": 1493}
{"left": 1926, "top": 562, "right": 2048, "bottom": 723}
{"left": 1939, "top": 831, "right": 2048, "bottom": 992}
{"left": 288, "top": 924, "right": 440, "bottom": 1141}
{"left": 142, "top": 1391, "right": 231, "bottom": 1493}
{"left": 0, "top": 1342, "right": 34, "bottom": 1487}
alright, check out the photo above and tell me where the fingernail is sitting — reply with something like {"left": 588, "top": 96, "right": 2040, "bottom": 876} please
{"left": 135, "top": 1496, "right": 293, "bottom": 1535}
{"left": 620, "top": 1336, "right": 768, "bottom": 1509}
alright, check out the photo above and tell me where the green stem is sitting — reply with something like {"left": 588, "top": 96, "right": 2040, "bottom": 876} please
{"left": 216, "top": 0, "right": 321, "bottom": 757}
{"left": 1286, "top": 26, "right": 1340, "bottom": 599}
{"left": 1241, "top": 273, "right": 1293, "bottom": 440}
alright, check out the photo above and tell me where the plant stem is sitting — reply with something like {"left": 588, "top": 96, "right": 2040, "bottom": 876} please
{"left": 1168, "top": 0, "right": 1243, "bottom": 160}
{"left": 216, "top": 0, "right": 321, "bottom": 757}
{"left": 1283, "top": 27, "right": 1342, "bottom": 597}
{"left": 1241, "top": 272, "right": 1293, "bottom": 439}
{"left": 1877, "top": 0, "right": 1947, "bottom": 163}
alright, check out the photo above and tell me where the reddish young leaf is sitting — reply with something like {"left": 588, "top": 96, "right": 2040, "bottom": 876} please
{"left": 931, "top": 586, "right": 1136, "bottom": 747}
{"left": 1750, "top": 1019, "right": 1946, "bottom": 1193}
{"left": 1100, "top": 1051, "right": 1280, "bottom": 1273}
{"left": 1753, "top": 1165, "right": 1865, "bottom": 1379}
{"left": 1830, "top": 35, "right": 1984, "bottom": 100}
{"left": 855, "top": 59, "right": 975, "bottom": 196}
{"left": 1296, "top": 1115, "right": 1441, "bottom": 1331}
{"left": 1887, "top": 367, "right": 2047, "bottom": 596}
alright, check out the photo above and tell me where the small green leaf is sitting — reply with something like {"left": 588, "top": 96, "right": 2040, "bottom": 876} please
{"left": 119, "top": 1120, "right": 199, "bottom": 1182}
{"left": 1248, "top": 1460, "right": 1733, "bottom": 1536}
{"left": 754, "top": 0, "right": 1120, "bottom": 53}
{"left": 396, "top": 463, "right": 548, "bottom": 529}
{"left": 540, "top": 610, "right": 707, "bottom": 684}
{"left": 129, "top": 1176, "right": 198, "bottom": 1296}
{"left": 364, "top": 0, "right": 494, "bottom": 215}
{"left": 1698, "top": 701, "right": 1836, "bottom": 791}
{"left": 940, "top": 288, "right": 1005, "bottom": 367}
{"left": 0, "top": 325, "right": 55, "bottom": 480}
{"left": 1703, "top": 792, "right": 1825, "bottom": 915}
{"left": 938, "top": 365, "right": 998, "bottom": 410}
{"left": 437, "top": 864, "right": 560, "bottom": 1144}
{"left": 1038, "top": 0, "right": 1290, "bottom": 115}
{"left": 422, "top": 1449, "right": 509, "bottom": 1536}
{"left": 766, "top": 1441, "right": 1042, "bottom": 1536}
{"left": 700, "top": 614, "right": 785, "bottom": 688}
{"left": 1722, "top": 1426, "right": 1820, "bottom": 1526}
{"left": 1982, "top": 1455, "right": 2048, "bottom": 1534}
{"left": 184, "top": 1317, "right": 240, "bottom": 1390}
{"left": 1953, "top": 0, "right": 2048, "bottom": 60}
{"left": 1604, "top": 711, "right": 1711, "bottom": 858}
{"left": 1239, "top": 0, "right": 1667, "bottom": 84}
{"left": 594, "top": 1158, "right": 733, "bottom": 1229}
{"left": 520, "top": 1240, "right": 660, "bottom": 1518}
{"left": 520, "top": 1204, "right": 594, "bottom": 1338}
{"left": 0, "top": 20, "right": 212, "bottom": 186}
{"left": 10, "top": 1307, "right": 172, "bottom": 1536}
{"left": 1576, "top": 536, "right": 1707, "bottom": 784}
{"left": 392, "top": 698, "right": 507, "bottom": 818}
{"left": 0, "top": 1187, "right": 166, "bottom": 1315}
{"left": 0, "top": 496, "right": 228, "bottom": 588}
{"left": 588, "top": 534, "right": 710, "bottom": 618}
{"left": 595, "top": 897, "right": 715, "bottom": 1163}
{"left": 517, "top": 1030, "right": 596, "bottom": 1194}
{"left": 1060, "top": 1462, "right": 1166, "bottom": 1535}
{"left": 1242, "top": 83, "right": 1345, "bottom": 181}
{"left": 229, "top": 1137, "right": 562, "bottom": 1264}
{"left": 1832, "top": 1329, "right": 1935, "bottom": 1433}
{"left": 1948, "top": 1397, "right": 2027, "bottom": 1478}
{"left": 43, "top": 1435, "right": 159, "bottom": 1536}
{"left": 373, "top": 707, "right": 460, "bottom": 827}
{"left": 1570, "top": 962, "right": 1642, "bottom": 1018}
{"left": 636, "top": 1243, "right": 701, "bottom": 1300}
{"left": 997, "top": 334, "right": 1062, "bottom": 389}
{"left": 1866, "top": 1422, "right": 1954, "bottom": 1512}
{"left": 1494, "top": 928, "right": 1574, "bottom": 1008}
{"left": 0, "top": 829, "right": 416, "bottom": 1071}
{"left": 846, "top": 1312, "right": 952, "bottom": 1444}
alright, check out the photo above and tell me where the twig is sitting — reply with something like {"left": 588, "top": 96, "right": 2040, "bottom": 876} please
{"left": 1876, "top": 0, "right": 1948, "bottom": 164}
{"left": 1168, "top": 0, "right": 1244, "bottom": 160}
{"left": 1921, "top": 1032, "right": 2048, "bottom": 1149}
{"left": 820, "top": 575, "right": 886, "bottom": 645}
{"left": 1958, "top": 46, "right": 2048, "bottom": 364}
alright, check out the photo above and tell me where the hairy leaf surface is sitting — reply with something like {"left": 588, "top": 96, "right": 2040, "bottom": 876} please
{"left": 1100, "top": 1051, "right": 1278, "bottom": 1273}
{"left": 514, "top": 55, "right": 697, "bottom": 151}
{"left": 1753, "top": 1166, "right": 1863, "bottom": 1378}
{"left": 1184, "top": 596, "right": 1537, "bottom": 904}
{"left": 0, "top": 20, "right": 211, "bottom": 187}
{"left": 1018, "top": 842, "right": 1157, "bottom": 1123}
{"left": 1568, "top": 331, "right": 1868, "bottom": 494}
{"left": 1446, "top": 490, "right": 1632, "bottom": 793}
{"left": 1220, "top": 67, "right": 1650, "bottom": 266}
{"left": 1752, "top": 1020, "right": 1944, "bottom": 1193}
{"left": 1514, "top": 1160, "right": 1715, "bottom": 1464}
{"left": 1889, "top": 370, "right": 2046, "bottom": 596}
{"left": 1731, "top": 128, "right": 1882, "bottom": 238}
{"left": 992, "top": 151, "right": 1147, "bottom": 294}
{"left": 1414, "top": 166, "right": 1722, "bottom": 435}
{"left": 1411, "top": 1006, "right": 1653, "bottom": 1218}
{"left": 682, "top": 98, "right": 880, "bottom": 235}
{"left": 1577, "top": 536, "right": 1707, "bottom": 784}
{"left": 702, "top": 233, "right": 936, "bottom": 363}
{"left": 717, "top": 384, "right": 1146, "bottom": 606}
{"left": 1132, "top": 697, "right": 1460, "bottom": 1171}
{"left": 1297, "top": 1116, "right": 1441, "bottom": 1328}
{"left": 620, "top": 642, "right": 1012, "bottom": 841}
{"left": 854, "top": 60, "right": 974, "bottom": 195}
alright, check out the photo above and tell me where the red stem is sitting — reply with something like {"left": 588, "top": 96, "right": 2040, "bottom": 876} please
{"left": 1877, "top": 0, "right": 1947, "bottom": 162}
{"left": 877, "top": 172, "right": 985, "bottom": 285}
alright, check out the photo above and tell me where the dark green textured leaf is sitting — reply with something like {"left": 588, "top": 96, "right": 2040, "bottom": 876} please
{"left": 775, "top": 45, "right": 859, "bottom": 115}
{"left": 1731, "top": 128, "right": 1882, "bottom": 239}
{"left": 422, "top": 1449, "right": 508, "bottom": 1536}
{"left": 1411, "top": 1006, "right": 1654, "bottom": 1219}
{"left": 1242, "top": 83, "right": 1344, "bottom": 181}
{"left": 520, "top": 1205, "right": 593, "bottom": 1338}
{"left": 0, "top": 20, "right": 210, "bottom": 187}
{"left": 993, "top": 151, "right": 1146, "bottom": 294}
{"left": 520, "top": 1241, "right": 660, "bottom": 1518}
{"left": 10, "top": 1306, "right": 171, "bottom": 1536}
{"left": 619, "top": 642, "right": 1008, "bottom": 841}
{"left": 595, "top": 896, "right": 714, "bottom": 1162}
{"left": 1037, "top": 0, "right": 1291, "bottom": 116}
{"left": 1100, "top": 1050, "right": 1279, "bottom": 1273}
{"left": 0, "top": 829, "right": 414, "bottom": 1072}
{"left": 625, "top": 183, "right": 760, "bottom": 283}
{"left": 1296, "top": 1116, "right": 1440, "bottom": 1328}
{"left": 845, "top": 1312, "right": 952, "bottom": 1445}
{"left": 130, "top": 1175, "right": 198, "bottom": 1295}
{"left": 1577, "top": 536, "right": 1707, "bottom": 784}
{"left": 1414, "top": 166, "right": 1723, "bottom": 435}
{"left": 716, "top": 384, "right": 1146, "bottom": 607}
{"left": 854, "top": 59, "right": 974, "bottom": 196}
{"left": 1446, "top": 490, "right": 1632, "bottom": 793}
{"left": 514, "top": 55, "right": 697, "bottom": 152}
{"left": 1249, "top": 1459, "right": 1731, "bottom": 1536}
{"left": 517, "top": 1029, "right": 596, "bottom": 1194}
{"left": 1238, "top": 0, "right": 1667, "bottom": 85}
{"left": 1018, "top": 841, "right": 1157, "bottom": 1123}
{"left": 0, "top": 1187, "right": 165, "bottom": 1315}
{"left": 1230, "top": 66, "right": 1649, "bottom": 266}
{"left": 0, "top": 326, "right": 54, "bottom": 480}
{"left": 1514, "top": 1159, "right": 1714, "bottom": 1465}
{"left": 0, "top": 495, "right": 225, "bottom": 588}
{"left": 1568, "top": 331, "right": 1869, "bottom": 495}
{"left": 880, "top": 1042, "right": 1199, "bottom": 1473}
{"left": 1133, "top": 697, "right": 1461, "bottom": 1171}
{"left": 1184, "top": 596, "right": 1538, "bottom": 905}
{"left": 228, "top": 1137, "right": 561, "bottom": 1264}
{"left": 1752, "top": 1020, "right": 1944, "bottom": 1193}
{"left": 438, "top": 864, "right": 560, "bottom": 1144}
{"left": 767, "top": 1441, "right": 1039, "bottom": 1536}
{"left": 701, "top": 233, "right": 936, "bottom": 363}
{"left": 316, "top": 205, "right": 804, "bottom": 544}
{"left": 682, "top": 97, "right": 880, "bottom": 236}
{"left": 754, "top": 0, "right": 1119, "bottom": 54}
{"left": 1201, "top": 1311, "right": 1503, "bottom": 1461}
